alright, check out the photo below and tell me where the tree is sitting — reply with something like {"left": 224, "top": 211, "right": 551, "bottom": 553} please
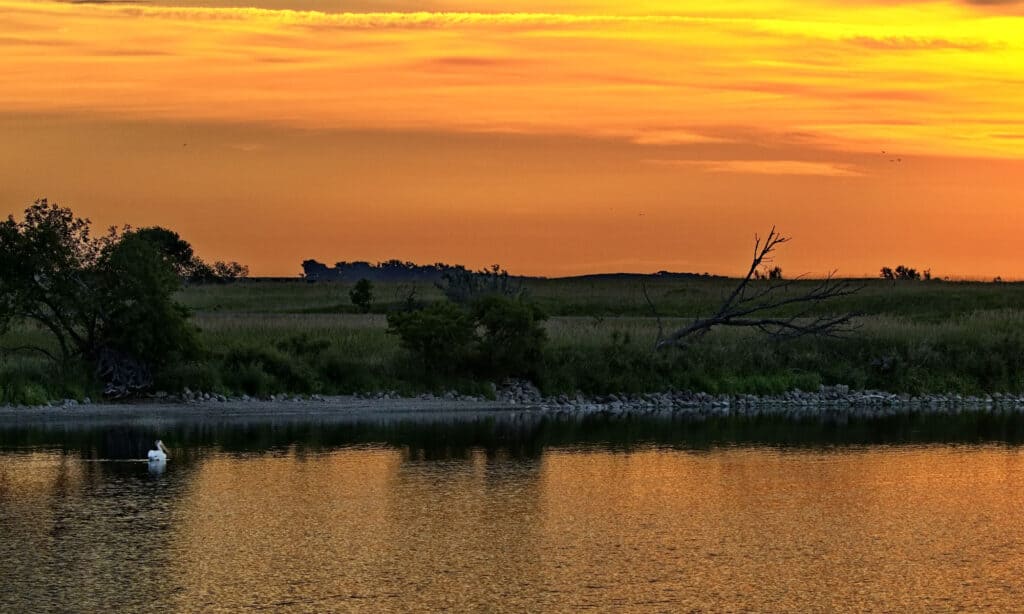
{"left": 386, "top": 302, "right": 477, "bottom": 374}
{"left": 0, "top": 200, "right": 197, "bottom": 394}
{"left": 386, "top": 295, "right": 549, "bottom": 379}
{"left": 131, "top": 227, "right": 196, "bottom": 277}
{"left": 647, "top": 227, "right": 861, "bottom": 349}
{"left": 188, "top": 259, "right": 249, "bottom": 284}
{"left": 754, "top": 265, "right": 783, "bottom": 281}
{"left": 881, "top": 265, "right": 922, "bottom": 281}
{"left": 349, "top": 278, "right": 374, "bottom": 313}
{"left": 471, "top": 295, "right": 548, "bottom": 379}
{"left": 436, "top": 264, "right": 522, "bottom": 304}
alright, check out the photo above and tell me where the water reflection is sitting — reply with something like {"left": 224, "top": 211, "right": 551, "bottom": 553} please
{"left": 2, "top": 412, "right": 1024, "bottom": 611}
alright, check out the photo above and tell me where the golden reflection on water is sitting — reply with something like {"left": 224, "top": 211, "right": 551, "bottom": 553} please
{"left": 3, "top": 445, "right": 1024, "bottom": 612}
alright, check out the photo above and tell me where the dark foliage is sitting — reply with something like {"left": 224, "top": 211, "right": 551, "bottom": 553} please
{"left": 436, "top": 264, "right": 523, "bottom": 304}
{"left": 386, "top": 295, "right": 548, "bottom": 380}
{"left": 880, "top": 265, "right": 927, "bottom": 281}
{"left": 349, "top": 278, "right": 374, "bottom": 313}
{"left": 471, "top": 295, "right": 548, "bottom": 379}
{"left": 386, "top": 302, "right": 477, "bottom": 375}
{"left": 0, "top": 200, "right": 198, "bottom": 394}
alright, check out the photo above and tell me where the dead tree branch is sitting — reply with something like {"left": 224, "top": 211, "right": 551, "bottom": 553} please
{"left": 640, "top": 280, "right": 665, "bottom": 348}
{"left": 654, "top": 227, "right": 862, "bottom": 350}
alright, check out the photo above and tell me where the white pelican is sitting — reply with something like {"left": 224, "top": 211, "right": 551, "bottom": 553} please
{"left": 147, "top": 440, "right": 170, "bottom": 462}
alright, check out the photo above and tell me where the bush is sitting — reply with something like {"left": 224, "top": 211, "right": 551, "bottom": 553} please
{"left": 472, "top": 295, "right": 548, "bottom": 379}
{"left": 386, "top": 302, "right": 476, "bottom": 375}
{"left": 349, "top": 279, "right": 374, "bottom": 313}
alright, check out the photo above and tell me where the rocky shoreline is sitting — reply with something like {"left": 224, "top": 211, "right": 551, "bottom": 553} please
{"left": 5, "top": 381, "right": 1024, "bottom": 419}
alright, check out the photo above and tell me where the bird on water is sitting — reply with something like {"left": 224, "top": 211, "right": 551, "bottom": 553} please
{"left": 147, "top": 440, "right": 170, "bottom": 462}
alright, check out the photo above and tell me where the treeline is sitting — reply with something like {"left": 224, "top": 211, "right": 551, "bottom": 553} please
{"left": 302, "top": 259, "right": 472, "bottom": 283}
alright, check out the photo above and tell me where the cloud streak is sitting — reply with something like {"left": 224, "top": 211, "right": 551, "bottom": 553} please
{"left": 0, "top": 0, "right": 1021, "bottom": 160}
{"left": 647, "top": 159, "right": 865, "bottom": 177}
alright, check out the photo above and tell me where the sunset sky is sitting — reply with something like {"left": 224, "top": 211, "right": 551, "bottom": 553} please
{"left": 1, "top": 0, "right": 1022, "bottom": 277}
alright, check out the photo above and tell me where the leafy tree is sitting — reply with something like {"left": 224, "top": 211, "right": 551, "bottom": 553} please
{"left": 187, "top": 259, "right": 249, "bottom": 284}
{"left": 0, "top": 200, "right": 197, "bottom": 392}
{"left": 754, "top": 265, "right": 783, "bottom": 281}
{"left": 386, "top": 295, "right": 549, "bottom": 380}
{"left": 131, "top": 227, "right": 196, "bottom": 277}
{"left": 129, "top": 226, "right": 249, "bottom": 284}
{"left": 212, "top": 260, "right": 249, "bottom": 281}
{"left": 94, "top": 233, "right": 197, "bottom": 368}
{"left": 386, "top": 302, "right": 476, "bottom": 374}
{"left": 881, "top": 265, "right": 923, "bottom": 281}
{"left": 436, "top": 264, "right": 522, "bottom": 304}
{"left": 472, "top": 295, "right": 548, "bottom": 379}
{"left": 349, "top": 278, "right": 374, "bottom": 313}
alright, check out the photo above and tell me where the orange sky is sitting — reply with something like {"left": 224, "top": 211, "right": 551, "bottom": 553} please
{"left": 1, "top": 0, "right": 1022, "bottom": 277}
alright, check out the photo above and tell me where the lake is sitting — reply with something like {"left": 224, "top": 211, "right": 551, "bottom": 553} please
{"left": 2, "top": 410, "right": 1024, "bottom": 612}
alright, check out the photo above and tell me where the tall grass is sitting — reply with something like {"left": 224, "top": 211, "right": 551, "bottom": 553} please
{"left": 4, "top": 278, "right": 1024, "bottom": 402}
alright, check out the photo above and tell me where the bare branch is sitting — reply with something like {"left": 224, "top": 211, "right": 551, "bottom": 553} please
{"left": 655, "top": 229, "right": 862, "bottom": 349}
{"left": 640, "top": 280, "right": 665, "bottom": 349}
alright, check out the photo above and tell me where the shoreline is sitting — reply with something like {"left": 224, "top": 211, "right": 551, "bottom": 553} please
{"left": 3, "top": 385, "right": 1024, "bottom": 424}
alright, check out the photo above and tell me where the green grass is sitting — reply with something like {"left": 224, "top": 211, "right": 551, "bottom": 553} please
{"left": 4, "top": 277, "right": 1024, "bottom": 402}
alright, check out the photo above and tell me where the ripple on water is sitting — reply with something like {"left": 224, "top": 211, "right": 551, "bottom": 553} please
{"left": 2, "top": 435, "right": 1024, "bottom": 611}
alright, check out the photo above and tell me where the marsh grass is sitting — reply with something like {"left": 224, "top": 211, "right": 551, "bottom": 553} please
{"left": 4, "top": 278, "right": 1024, "bottom": 401}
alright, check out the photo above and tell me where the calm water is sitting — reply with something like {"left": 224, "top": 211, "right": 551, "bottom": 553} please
{"left": 3, "top": 412, "right": 1024, "bottom": 612}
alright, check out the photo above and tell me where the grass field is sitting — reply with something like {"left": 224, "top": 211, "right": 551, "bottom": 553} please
{"left": 3, "top": 277, "right": 1024, "bottom": 403}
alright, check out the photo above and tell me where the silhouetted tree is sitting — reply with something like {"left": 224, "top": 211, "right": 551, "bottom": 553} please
{"left": 349, "top": 278, "right": 374, "bottom": 313}
{"left": 0, "top": 200, "right": 197, "bottom": 394}
{"left": 881, "top": 265, "right": 922, "bottom": 281}
{"left": 436, "top": 264, "right": 522, "bottom": 304}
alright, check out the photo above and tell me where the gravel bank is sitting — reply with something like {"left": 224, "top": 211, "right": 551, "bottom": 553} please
{"left": 3, "top": 382, "right": 1024, "bottom": 424}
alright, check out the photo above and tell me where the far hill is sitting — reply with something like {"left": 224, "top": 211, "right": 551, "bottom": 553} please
{"left": 300, "top": 259, "right": 725, "bottom": 282}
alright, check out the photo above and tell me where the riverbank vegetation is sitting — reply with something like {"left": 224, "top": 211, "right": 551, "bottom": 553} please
{"left": 4, "top": 278, "right": 1024, "bottom": 404}
{"left": 3, "top": 203, "right": 1024, "bottom": 404}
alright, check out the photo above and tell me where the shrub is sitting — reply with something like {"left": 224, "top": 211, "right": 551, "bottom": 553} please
{"left": 471, "top": 295, "right": 548, "bottom": 379}
{"left": 349, "top": 279, "right": 374, "bottom": 313}
{"left": 386, "top": 302, "right": 476, "bottom": 375}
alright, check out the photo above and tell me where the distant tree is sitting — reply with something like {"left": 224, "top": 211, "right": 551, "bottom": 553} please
{"left": 349, "top": 278, "right": 374, "bottom": 313}
{"left": 0, "top": 200, "right": 197, "bottom": 394}
{"left": 895, "top": 265, "right": 920, "bottom": 281}
{"left": 881, "top": 265, "right": 922, "bottom": 281}
{"left": 188, "top": 259, "right": 249, "bottom": 284}
{"left": 212, "top": 260, "right": 249, "bottom": 282}
{"left": 436, "top": 264, "right": 522, "bottom": 304}
{"left": 755, "top": 265, "right": 783, "bottom": 281}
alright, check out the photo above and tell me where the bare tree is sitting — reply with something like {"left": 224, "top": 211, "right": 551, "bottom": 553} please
{"left": 648, "top": 227, "right": 862, "bottom": 350}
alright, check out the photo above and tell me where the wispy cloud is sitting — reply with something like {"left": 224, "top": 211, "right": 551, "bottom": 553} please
{"left": 647, "top": 159, "right": 866, "bottom": 177}
{"left": 0, "top": 0, "right": 1021, "bottom": 159}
